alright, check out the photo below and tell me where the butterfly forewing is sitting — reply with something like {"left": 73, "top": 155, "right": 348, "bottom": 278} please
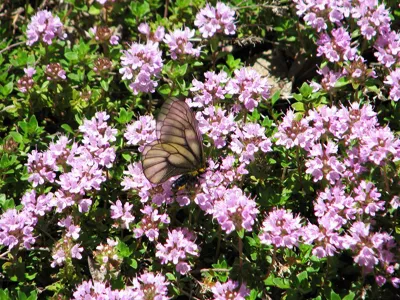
{"left": 142, "top": 99, "right": 204, "bottom": 185}
{"left": 157, "top": 98, "right": 204, "bottom": 165}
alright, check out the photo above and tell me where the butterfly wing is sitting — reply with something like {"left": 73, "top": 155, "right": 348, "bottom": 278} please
{"left": 142, "top": 141, "right": 199, "bottom": 184}
{"left": 142, "top": 98, "right": 204, "bottom": 184}
{"left": 156, "top": 98, "right": 204, "bottom": 166}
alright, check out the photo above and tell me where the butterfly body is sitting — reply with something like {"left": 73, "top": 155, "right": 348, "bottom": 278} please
{"left": 142, "top": 98, "right": 205, "bottom": 189}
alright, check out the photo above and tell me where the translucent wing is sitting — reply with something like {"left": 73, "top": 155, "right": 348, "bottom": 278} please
{"left": 142, "top": 141, "right": 199, "bottom": 184}
{"left": 156, "top": 98, "right": 204, "bottom": 165}
{"left": 142, "top": 98, "right": 204, "bottom": 184}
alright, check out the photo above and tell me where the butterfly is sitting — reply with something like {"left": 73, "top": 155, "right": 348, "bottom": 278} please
{"left": 142, "top": 98, "right": 206, "bottom": 192}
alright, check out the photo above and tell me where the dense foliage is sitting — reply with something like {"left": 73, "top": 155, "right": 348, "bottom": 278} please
{"left": 1, "top": 0, "right": 400, "bottom": 299}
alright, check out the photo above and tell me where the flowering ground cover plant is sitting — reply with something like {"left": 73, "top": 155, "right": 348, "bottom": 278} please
{"left": 1, "top": 0, "right": 400, "bottom": 299}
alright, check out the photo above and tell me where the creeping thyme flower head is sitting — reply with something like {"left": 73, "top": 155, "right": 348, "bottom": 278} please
{"left": 133, "top": 205, "right": 170, "bottom": 242}
{"left": 384, "top": 68, "right": 400, "bottom": 101}
{"left": 93, "top": 57, "right": 113, "bottom": 75}
{"left": 213, "top": 187, "right": 259, "bottom": 234}
{"left": 225, "top": 67, "right": 271, "bottom": 112}
{"left": 138, "top": 22, "right": 165, "bottom": 42}
{"left": 119, "top": 41, "right": 163, "bottom": 94}
{"left": 72, "top": 280, "right": 136, "bottom": 299}
{"left": 259, "top": 208, "right": 303, "bottom": 249}
{"left": 26, "top": 10, "right": 66, "bottom": 46}
{"left": 17, "top": 67, "right": 36, "bottom": 93}
{"left": 190, "top": 71, "right": 229, "bottom": 107}
{"left": 93, "top": 239, "right": 122, "bottom": 278}
{"left": 164, "top": 27, "right": 201, "bottom": 60}
{"left": 156, "top": 228, "right": 200, "bottom": 274}
{"left": 317, "top": 27, "right": 356, "bottom": 62}
{"left": 211, "top": 280, "right": 250, "bottom": 300}
{"left": 131, "top": 272, "right": 170, "bottom": 299}
{"left": 124, "top": 115, "right": 157, "bottom": 152}
{"left": 310, "top": 66, "right": 343, "bottom": 92}
{"left": 0, "top": 208, "right": 37, "bottom": 250}
{"left": 110, "top": 200, "right": 135, "bottom": 229}
{"left": 51, "top": 237, "right": 83, "bottom": 268}
{"left": 89, "top": 26, "right": 119, "bottom": 45}
{"left": 195, "top": 2, "right": 236, "bottom": 38}
{"left": 45, "top": 63, "right": 66, "bottom": 81}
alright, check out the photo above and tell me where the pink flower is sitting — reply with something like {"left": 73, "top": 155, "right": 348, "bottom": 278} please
{"left": 195, "top": 2, "right": 236, "bottom": 38}
{"left": 211, "top": 280, "right": 249, "bottom": 300}
{"left": 190, "top": 71, "right": 229, "bottom": 107}
{"left": 0, "top": 209, "right": 37, "bottom": 250}
{"left": 259, "top": 208, "right": 303, "bottom": 249}
{"left": 130, "top": 272, "right": 169, "bottom": 299}
{"left": 225, "top": 68, "right": 270, "bottom": 112}
{"left": 138, "top": 22, "right": 165, "bottom": 42}
{"left": 155, "top": 228, "right": 199, "bottom": 274}
{"left": 213, "top": 187, "right": 259, "bottom": 234}
{"left": 110, "top": 200, "right": 135, "bottom": 229}
{"left": 133, "top": 205, "right": 170, "bottom": 241}
{"left": 119, "top": 41, "right": 163, "bottom": 94}
{"left": 124, "top": 115, "right": 157, "bottom": 152}
{"left": 164, "top": 27, "right": 201, "bottom": 60}
{"left": 26, "top": 10, "right": 66, "bottom": 46}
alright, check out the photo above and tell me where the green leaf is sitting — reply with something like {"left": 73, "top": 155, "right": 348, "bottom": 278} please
{"left": 65, "top": 52, "right": 79, "bottom": 61}
{"left": 299, "top": 82, "right": 313, "bottom": 97}
{"left": 237, "top": 229, "right": 245, "bottom": 239}
{"left": 1, "top": 81, "right": 13, "bottom": 96}
{"left": 296, "top": 271, "right": 308, "bottom": 284}
{"left": 100, "top": 80, "right": 109, "bottom": 92}
{"left": 272, "top": 277, "right": 291, "bottom": 289}
{"left": 158, "top": 84, "right": 171, "bottom": 95}
{"left": 271, "top": 91, "right": 280, "bottom": 106}
{"left": 115, "top": 108, "right": 133, "bottom": 124}
{"left": 61, "top": 124, "right": 74, "bottom": 135}
{"left": 9, "top": 132, "right": 23, "bottom": 143}
{"left": 165, "top": 272, "right": 176, "bottom": 281}
{"left": 116, "top": 240, "right": 133, "bottom": 258}
{"left": 330, "top": 290, "right": 341, "bottom": 300}
{"left": 89, "top": 5, "right": 101, "bottom": 15}
{"left": 128, "top": 258, "right": 138, "bottom": 269}
{"left": 28, "top": 115, "right": 38, "bottom": 132}
{"left": 291, "top": 102, "right": 304, "bottom": 112}
{"left": 342, "top": 291, "right": 355, "bottom": 300}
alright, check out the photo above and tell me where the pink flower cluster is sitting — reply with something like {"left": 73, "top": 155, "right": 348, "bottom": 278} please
{"left": 124, "top": 115, "right": 157, "bottom": 152}
{"left": 92, "top": 239, "right": 122, "bottom": 279}
{"left": 17, "top": 67, "right": 36, "bottom": 93}
{"left": 110, "top": 200, "right": 135, "bottom": 229}
{"left": 276, "top": 103, "right": 400, "bottom": 184}
{"left": 26, "top": 10, "right": 66, "bottom": 46}
{"left": 259, "top": 209, "right": 303, "bottom": 249}
{"left": 0, "top": 113, "right": 116, "bottom": 253}
{"left": 195, "top": 2, "right": 236, "bottom": 38}
{"left": 316, "top": 27, "right": 356, "bottom": 62}
{"left": 293, "top": 0, "right": 400, "bottom": 101}
{"left": 274, "top": 103, "right": 400, "bottom": 286}
{"left": 72, "top": 272, "right": 169, "bottom": 299}
{"left": 155, "top": 228, "right": 200, "bottom": 274}
{"left": 213, "top": 187, "right": 259, "bottom": 234}
{"left": 225, "top": 67, "right": 271, "bottom": 112}
{"left": 89, "top": 26, "right": 120, "bottom": 45}
{"left": 164, "top": 27, "right": 201, "bottom": 60}
{"left": 133, "top": 205, "right": 170, "bottom": 241}
{"left": 190, "top": 70, "right": 229, "bottom": 107}
{"left": 138, "top": 23, "right": 165, "bottom": 42}
{"left": 211, "top": 280, "right": 250, "bottom": 300}
{"left": 119, "top": 41, "right": 163, "bottom": 94}
{"left": 0, "top": 209, "right": 36, "bottom": 250}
